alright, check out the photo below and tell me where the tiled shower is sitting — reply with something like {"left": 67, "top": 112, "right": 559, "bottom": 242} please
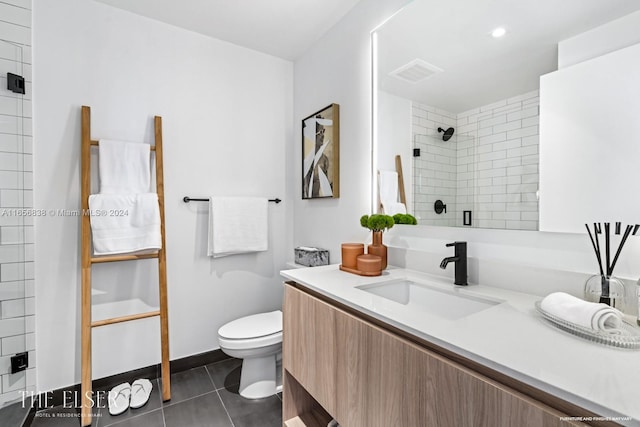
{"left": 412, "top": 90, "right": 540, "bottom": 230}
{"left": 0, "top": 0, "right": 35, "bottom": 409}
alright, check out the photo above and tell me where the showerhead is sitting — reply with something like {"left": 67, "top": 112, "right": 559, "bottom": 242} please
{"left": 438, "top": 127, "right": 455, "bottom": 142}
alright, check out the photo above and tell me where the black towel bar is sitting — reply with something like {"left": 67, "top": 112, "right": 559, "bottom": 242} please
{"left": 183, "top": 196, "right": 281, "bottom": 204}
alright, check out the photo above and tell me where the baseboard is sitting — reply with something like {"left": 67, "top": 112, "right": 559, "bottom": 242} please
{"left": 27, "top": 349, "right": 230, "bottom": 415}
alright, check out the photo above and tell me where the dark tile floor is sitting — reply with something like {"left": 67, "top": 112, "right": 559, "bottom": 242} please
{"left": 28, "top": 358, "right": 282, "bottom": 427}
{"left": 0, "top": 400, "right": 31, "bottom": 426}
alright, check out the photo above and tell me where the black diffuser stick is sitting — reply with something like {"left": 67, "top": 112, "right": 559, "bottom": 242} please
{"left": 600, "top": 223, "right": 611, "bottom": 305}
{"left": 585, "top": 224, "right": 604, "bottom": 276}
{"left": 615, "top": 222, "right": 621, "bottom": 235}
{"left": 634, "top": 224, "right": 640, "bottom": 235}
{"left": 609, "top": 224, "right": 633, "bottom": 275}
{"left": 605, "top": 222, "right": 611, "bottom": 276}
{"left": 593, "top": 222, "right": 603, "bottom": 274}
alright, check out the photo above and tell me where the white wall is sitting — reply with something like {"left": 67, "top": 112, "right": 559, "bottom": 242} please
{"left": 540, "top": 42, "right": 640, "bottom": 233}
{"left": 33, "top": 0, "right": 293, "bottom": 392}
{"left": 0, "top": 0, "right": 35, "bottom": 407}
{"left": 558, "top": 10, "right": 640, "bottom": 69}
{"left": 293, "top": 0, "right": 409, "bottom": 261}
{"left": 376, "top": 90, "right": 411, "bottom": 213}
{"left": 542, "top": 9, "right": 640, "bottom": 234}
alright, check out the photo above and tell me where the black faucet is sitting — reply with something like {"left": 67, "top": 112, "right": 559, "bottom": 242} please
{"left": 440, "top": 241, "right": 468, "bottom": 286}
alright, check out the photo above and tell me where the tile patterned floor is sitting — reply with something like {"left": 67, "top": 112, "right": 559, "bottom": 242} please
{"left": 0, "top": 400, "right": 31, "bottom": 426}
{"left": 28, "top": 358, "right": 282, "bottom": 427}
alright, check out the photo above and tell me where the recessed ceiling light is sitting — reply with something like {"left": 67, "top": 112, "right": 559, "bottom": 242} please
{"left": 491, "top": 27, "right": 506, "bottom": 38}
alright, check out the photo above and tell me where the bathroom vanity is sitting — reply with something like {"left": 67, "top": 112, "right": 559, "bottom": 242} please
{"left": 280, "top": 266, "right": 640, "bottom": 427}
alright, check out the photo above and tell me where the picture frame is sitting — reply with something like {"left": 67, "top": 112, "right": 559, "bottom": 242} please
{"left": 302, "top": 103, "right": 340, "bottom": 199}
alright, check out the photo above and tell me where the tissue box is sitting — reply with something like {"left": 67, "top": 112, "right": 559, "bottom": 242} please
{"left": 294, "top": 247, "right": 329, "bottom": 267}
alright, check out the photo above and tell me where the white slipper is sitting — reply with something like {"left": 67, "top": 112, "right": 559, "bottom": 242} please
{"left": 130, "top": 379, "right": 153, "bottom": 409}
{"left": 108, "top": 382, "right": 131, "bottom": 416}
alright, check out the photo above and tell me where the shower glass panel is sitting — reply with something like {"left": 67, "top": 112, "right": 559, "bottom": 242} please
{"left": 0, "top": 39, "right": 29, "bottom": 409}
{"left": 411, "top": 106, "right": 477, "bottom": 227}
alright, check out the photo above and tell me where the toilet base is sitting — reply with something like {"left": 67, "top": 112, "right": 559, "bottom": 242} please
{"left": 275, "top": 358, "right": 282, "bottom": 393}
{"left": 239, "top": 354, "right": 279, "bottom": 399}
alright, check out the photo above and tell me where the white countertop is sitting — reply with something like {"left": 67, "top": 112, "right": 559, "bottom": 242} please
{"left": 281, "top": 265, "right": 640, "bottom": 426}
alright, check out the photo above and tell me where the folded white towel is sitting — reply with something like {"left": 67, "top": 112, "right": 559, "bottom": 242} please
{"left": 540, "top": 292, "right": 623, "bottom": 332}
{"left": 208, "top": 197, "right": 268, "bottom": 258}
{"left": 99, "top": 140, "right": 151, "bottom": 194}
{"left": 379, "top": 170, "right": 406, "bottom": 215}
{"left": 88, "top": 193, "right": 161, "bottom": 255}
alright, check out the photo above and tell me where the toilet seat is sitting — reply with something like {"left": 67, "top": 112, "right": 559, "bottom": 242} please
{"left": 219, "top": 331, "right": 282, "bottom": 350}
{"left": 218, "top": 310, "right": 282, "bottom": 350}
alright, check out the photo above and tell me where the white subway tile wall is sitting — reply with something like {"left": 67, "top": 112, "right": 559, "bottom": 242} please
{"left": 0, "top": 0, "right": 34, "bottom": 408}
{"left": 412, "top": 102, "right": 459, "bottom": 226}
{"left": 412, "top": 90, "right": 539, "bottom": 230}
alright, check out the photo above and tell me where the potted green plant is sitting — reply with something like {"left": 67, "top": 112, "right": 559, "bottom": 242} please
{"left": 360, "top": 214, "right": 395, "bottom": 232}
{"left": 360, "top": 214, "right": 394, "bottom": 269}
{"left": 393, "top": 213, "right": 417, "bottom": 225}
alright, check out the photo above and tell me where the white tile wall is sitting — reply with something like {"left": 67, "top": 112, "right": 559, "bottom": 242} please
{"left": 412, "top": 90, "right": 540, "bottom": 230}
{"left": 0, "top": 282, "right": 23, "bottom": 301}
{"left": 412, "top": 102, "right": 458, "bottom": 226}
{"left": 0, "top": 0, "right": 34, "bottom": 409}
{"left": 0, "top": 317, "right": 24, "bottom": 338}
{"left": 0, "top": 3, "right": 30, "bottom": 27}
{"left": 457, "top": 90, "right": 539, "bottom": 230}
{"left": 0, "top": 0, "right": 31, "bottom": 10}
{"left": 1, "top": 334, "right": 25, "bottom": 355}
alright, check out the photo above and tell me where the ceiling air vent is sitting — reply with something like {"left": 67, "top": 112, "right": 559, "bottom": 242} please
{"left": 390, "top": 59, "right": 443, "bottom": 83}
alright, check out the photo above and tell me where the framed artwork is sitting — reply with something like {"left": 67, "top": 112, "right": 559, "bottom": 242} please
{"left": 302, "top": 103, "right": 340, "bottom": 199}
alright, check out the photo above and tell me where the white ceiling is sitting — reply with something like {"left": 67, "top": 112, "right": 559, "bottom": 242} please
{"left": 93, "top": 0, "right": 362, "bottom": 60}
{"left": 377, "top": 0, "right": 640, "bottom": 113}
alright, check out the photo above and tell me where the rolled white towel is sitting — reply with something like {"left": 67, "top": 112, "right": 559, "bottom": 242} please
{"left": 540, "top": 292, "right": 623, "bottom": 332}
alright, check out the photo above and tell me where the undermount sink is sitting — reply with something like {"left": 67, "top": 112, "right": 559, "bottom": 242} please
{"left": 356, "top": 279, "right": 501, "bottom": 320}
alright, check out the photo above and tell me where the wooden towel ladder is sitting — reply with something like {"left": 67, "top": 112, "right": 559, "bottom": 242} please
{"left": 80, "top": 106, "right": 171, "bottom": 426}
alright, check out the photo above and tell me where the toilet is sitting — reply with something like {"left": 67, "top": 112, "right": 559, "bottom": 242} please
{"left": 217, "top": 310, "right": 283, "bottom": 399}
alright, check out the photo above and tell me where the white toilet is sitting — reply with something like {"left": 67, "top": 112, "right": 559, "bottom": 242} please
{"left": 217, "top": 310, "right": 283, "bottom": 399}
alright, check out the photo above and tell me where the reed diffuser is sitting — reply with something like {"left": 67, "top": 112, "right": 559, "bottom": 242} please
{"left": 584, "top": 222, "right": 636, "bottom": 308}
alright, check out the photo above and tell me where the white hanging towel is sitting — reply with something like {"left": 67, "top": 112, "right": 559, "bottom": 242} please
{"left": 99, "top": 140, "right": 151, "bottom": 194}
{"left": 88, "top": 193, "right": 161, "bottom": 255}
{"left": 379, "top": 170, "right": 406, "bottom": 215}
{"left": 208, "top": 197, "right": 268, "bottom": 258}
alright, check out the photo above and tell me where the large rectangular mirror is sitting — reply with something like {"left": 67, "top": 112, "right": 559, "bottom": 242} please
{"left": 373, "top": 0, "right": 640, "bottom": 230}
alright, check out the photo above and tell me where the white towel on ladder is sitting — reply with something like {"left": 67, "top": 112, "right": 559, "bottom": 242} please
{"left": 208, "top": 197, "right": 268, "bottom": 258}
{"left": 88, "top": 140, "right": 160, "bottom": 255}
{"left": 98, "top": 140, "right": 151, "bottom": 194}
{"left": 88, "top": 193, "right": 161, "bottom": 255}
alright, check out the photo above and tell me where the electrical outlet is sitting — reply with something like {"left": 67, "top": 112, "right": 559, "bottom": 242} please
{"left": 11, "top": 352, "right": 28, "bottom": 374}
{"left": 7, "top": 72, "right": 25, "bottom": 94}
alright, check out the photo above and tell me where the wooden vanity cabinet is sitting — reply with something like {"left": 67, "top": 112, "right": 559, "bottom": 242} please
{"left": 282, "top": 283, "right": 587, "bottom": 427}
